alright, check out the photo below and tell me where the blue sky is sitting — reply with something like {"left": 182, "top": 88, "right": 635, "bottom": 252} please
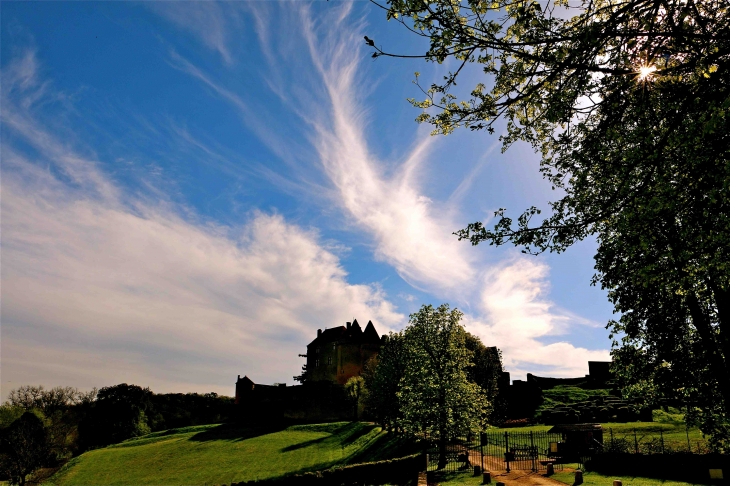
{"left": 0, "top": 1, "right": 614, "bottom": 400}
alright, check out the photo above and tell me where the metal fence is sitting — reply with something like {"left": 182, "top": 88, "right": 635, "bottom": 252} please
{"left": 604, "top": 427, "right": 711, "bottom": 455}
{"left": 423, "top": 427, "right": 714, "bottom": 473}
{"left": 424, "top": 431, "right": 566, "bottom": 472}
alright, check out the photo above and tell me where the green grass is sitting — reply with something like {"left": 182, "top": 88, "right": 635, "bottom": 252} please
{"left": 485, "top": 422, "right": 706, "bottom": 454}
{"left": 551, "top": 468, "right": 712, "bottom": 486}
{"left": 46, "top": 422, "right": 415, "bottom": 486}
{"left": 601, "top": 422, "right": 707, "bottom": 453}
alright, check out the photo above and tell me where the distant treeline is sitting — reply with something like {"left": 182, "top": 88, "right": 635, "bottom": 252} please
{"left": 0, "top": 384, "right": 234, "bottom": 485}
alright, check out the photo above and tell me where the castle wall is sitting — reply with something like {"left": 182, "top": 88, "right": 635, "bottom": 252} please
{"left": 336, "top": 342, "right": 379, "bottom": 385}
{"left": 235, "top": 380, "right": 352, "bottom": 422}
{"left": 305, "top": 321, "right": 382, "bottom": 385}
{"left": 307, "top": 340, "right": 340, "bottom": 383}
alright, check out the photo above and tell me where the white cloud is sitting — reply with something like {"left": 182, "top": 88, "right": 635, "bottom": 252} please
{"left": 0, "top": 3, "right": 612, "bottom": 402}
{"left": 278, "top": 5, "right": 610, "bottom": 377}
{"left": 0, "top": 52, "right": 403, "bottom": 401}
{"left": 289, "top": 4, "right": 477, "bottom": 293}
{"left": 464, "top": 259, "right": 610, "bottom": 379}
{"left": 212, "top": 3, "right": 610, "bottom": 380}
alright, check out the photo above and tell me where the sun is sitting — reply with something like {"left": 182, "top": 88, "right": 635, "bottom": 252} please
{"left": 637, "top": 64, "right": 657, "bottom": 82}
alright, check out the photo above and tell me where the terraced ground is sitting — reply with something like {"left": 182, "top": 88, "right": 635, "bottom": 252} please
{"left": 47, "top": 422, "right": 415, "bottom": 486}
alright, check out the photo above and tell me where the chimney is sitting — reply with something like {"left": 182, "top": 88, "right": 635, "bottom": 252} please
{"left": 317, "top": 329, "right": 322, "bottom": 337}
{"left": 237, "top": 375, "right": 240, "bottom": 380}
{"left": 347, "top": 322, "right": 351, "bottom": 329}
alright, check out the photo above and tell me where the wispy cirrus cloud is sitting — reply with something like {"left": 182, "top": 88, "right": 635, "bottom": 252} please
{"left": 0, "top": 50, "right": 404, "bottom": 401}
{"left": 2, "top": 0, "right": 612, "bottom": 398}
{"left": 157, "top": 1, "right": 609, "bottom": 379}
{"left": 146, "top": 2, "right": 244, "bottom": 65}
{"left": 248, "top": 3, "right": 609, "bottom": 378}
{"left": 275, "top": 3, "right": 477, "bottom": 293}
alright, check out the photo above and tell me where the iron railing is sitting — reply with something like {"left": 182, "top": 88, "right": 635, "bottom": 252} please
{"left": 424, "top": 431, "right": 566, "bottom": 472}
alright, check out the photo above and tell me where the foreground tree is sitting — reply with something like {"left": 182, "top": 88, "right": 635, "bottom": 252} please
{"left": 0, "top": 413, "right": 50, "bottom": 486}
{"left": 372, "top": 0, "right": 730, "bottom": 444}
{"left": 399, "top": 304, "right": 489, "bottom": 469}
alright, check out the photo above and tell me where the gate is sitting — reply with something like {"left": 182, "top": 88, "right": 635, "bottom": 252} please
{"left": 425, "top": 430, "right": 566, "bottom": 472}
{"left": 480, "top": 430, "right": 564, "bottom": 472}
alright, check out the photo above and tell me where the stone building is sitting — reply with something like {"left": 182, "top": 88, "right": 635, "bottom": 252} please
{"left": 305, "top": 319, "right": 384, "bottom": 385}
{"left": 234, "top": 319, "right": 384, "bottom": 421}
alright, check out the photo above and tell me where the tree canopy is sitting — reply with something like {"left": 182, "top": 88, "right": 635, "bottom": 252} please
{"left": 463, "top": 333, "right": 506, "bottom": 424}
{"left": 363, "top": 332, "right": 409, "bottom": 431}
{"left": 398, "top": 304, "right": 490, "bottom": 468}
{"left": 0, "top": 412, "right": 50, "bottom": 486}
{"left": 372, "top": 0, "right": 730, "bottom": 445}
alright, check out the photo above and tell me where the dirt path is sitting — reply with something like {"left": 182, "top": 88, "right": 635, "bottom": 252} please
{"left": 487, "top": 469, "right": 571, "bottom": 485}
{"left": 471, "top": 450, "right": 575, "bottom": 485}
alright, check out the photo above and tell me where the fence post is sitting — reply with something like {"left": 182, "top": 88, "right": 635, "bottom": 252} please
{"left": 505, "top": 431, "right": 510, "bottom": 473}
{"left": 480, "top": 432, "right": 484, "bottom": 472}
{"left": 610, "top": 427, "right": 613, "bottom": 449}
{"left": 530, "top": 431, "right": 536, "bottom": 472}
{"left": 634, "top": 428, "right": 638, "bottom": 454}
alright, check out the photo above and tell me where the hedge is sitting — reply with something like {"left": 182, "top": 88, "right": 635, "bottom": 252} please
{"left": 586, "top": 452, "right": 730, "bottom": 483}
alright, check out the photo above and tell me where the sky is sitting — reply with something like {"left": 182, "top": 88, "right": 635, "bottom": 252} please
{"left": 0, "top": 1, "right": 615, "bottom": 402}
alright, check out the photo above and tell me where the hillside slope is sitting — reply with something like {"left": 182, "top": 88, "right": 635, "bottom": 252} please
{"left": 48, "top": 422, "right": 413, "bottom": 485}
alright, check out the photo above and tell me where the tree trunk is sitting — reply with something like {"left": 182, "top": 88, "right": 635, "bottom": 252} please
{"left": 710, "top": 280, "right": 730, "bottom": 376}
{"left": 438, "top": 435, "right": 447, "bottom": 470}
{"left": 687, "top": 292, "right": 730, "bottom": 416}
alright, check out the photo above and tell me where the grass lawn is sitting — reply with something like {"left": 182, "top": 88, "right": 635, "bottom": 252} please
{"left": 551, "top": 469, "right": 712, "bottom": 486}
{"left": 46, "top": 422, "right": 414, "bottom": 486}
{"left": 488, "top": 409, "right": 707, "bottom": 453}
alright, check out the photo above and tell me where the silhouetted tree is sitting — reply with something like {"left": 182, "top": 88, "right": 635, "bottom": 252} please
{"left": 0, "top": 412, "right": 50, "bottom": 486}
{"left": 464, "top": 333, "right": 505, "bottom": 424}
{"left": 78, "top": 384, "right": 152, "bottom": 448}
{"left": 364, "top": 332, "right": 408, "bottom": 431}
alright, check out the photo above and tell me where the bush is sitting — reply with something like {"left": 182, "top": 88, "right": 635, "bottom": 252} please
{"left": 586, "top": 453, "right": 730, "bottom": 483}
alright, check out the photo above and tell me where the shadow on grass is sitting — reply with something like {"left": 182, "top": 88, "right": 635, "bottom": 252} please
{"left": 341, "top": 422, "right": 379, "bottom": 446}
{"left": 280, "top": 422, "right": 373, "bottom": 452}
{"left": 347, "top": 431, "right": 420, "bottom": 464}
{"left": 188, "top": 422, "right": 288, "bottom": 443}
{"left": 280, "top": 435, "right": 330, "bottom": 452}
